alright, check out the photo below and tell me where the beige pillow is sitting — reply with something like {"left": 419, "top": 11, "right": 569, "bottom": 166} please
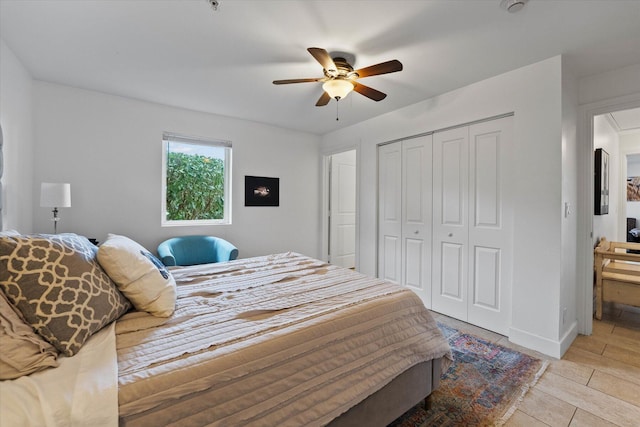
{"left": 0, "top": 233, "right": 132, "bottom": 357}
{"left": 0, "top": 291, "right": 59, "bottom": 379}
{"left": 97, "top": 234, "right": 176, "bottom": 317}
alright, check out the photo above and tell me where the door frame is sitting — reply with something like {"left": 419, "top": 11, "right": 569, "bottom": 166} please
{"left": 577, "top": 93, "right": 640, "bottom": 335}
{"left": 321, "top": 145, "right": 360, "bottom": 270}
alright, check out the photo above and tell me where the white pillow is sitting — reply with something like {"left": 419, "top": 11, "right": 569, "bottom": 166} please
{"left": 97, "top": 234, "right": 176, "bottom": 317}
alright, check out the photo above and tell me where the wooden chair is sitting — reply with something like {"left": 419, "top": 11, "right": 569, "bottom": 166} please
{"left": 594, "top": 237, "right": 640, "bottom": 319}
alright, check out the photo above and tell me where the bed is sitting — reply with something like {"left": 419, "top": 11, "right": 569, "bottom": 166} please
{"left": 0, "top": 233, "right": 451, "bottom": 427}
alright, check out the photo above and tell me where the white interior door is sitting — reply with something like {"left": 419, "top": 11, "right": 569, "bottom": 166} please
{"left": 402, "top": 135, "right": 433, "bottom": 306}
{"left": 378, "top": 143, "right": 402, "bottom": 283}
{"left": 329, "top": 150, "right": 357, "bottom": 268}
{"left": 467, "top": 117, "right": 513, "bottom": 335}
{"left": 432, "top": 127, "right": 469, "bottom": 320}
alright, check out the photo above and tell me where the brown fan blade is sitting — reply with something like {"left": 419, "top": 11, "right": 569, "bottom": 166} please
{"left": 315, "top": 91, "right": 331, "bottom": 107}
{"left": 307, "top": 47, "right": 337, "bottom": 73}
{"left": 353, "top": 82, "right": 387, "bottom": 101}
{"left": 354, "top": 60, "right": 403, "bottom": 78}
{"left": 273, "top": 78, "right": 324, "bottom": 85}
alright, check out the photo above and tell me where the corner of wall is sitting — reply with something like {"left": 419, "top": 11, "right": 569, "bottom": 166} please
{"left": 0, "top": 38, "right": 35, "bottom": 233}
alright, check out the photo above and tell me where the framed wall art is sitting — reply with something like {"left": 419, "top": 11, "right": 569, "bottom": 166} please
{"left": 594, "top": 148, "right": 609, "bottom": 215}
{"left": 245, "top": 176, "right": 279, "bottom": 207}
{"left": 628, "top": 176, "right": 640, "bottom": 201}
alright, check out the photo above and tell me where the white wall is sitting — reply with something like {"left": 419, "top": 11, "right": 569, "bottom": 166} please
{"left": 592, "top": 115, "right": 620, "bottom": 245}
{"left": 322, "top": 56, "right": 567, "bottom": 357}
{"left": 560, "top": 58, "right": 579, "bottom": 350}
{"left": 0, "top": 39, "right": 34, "bottom": 233}
{"left": 33, "top": 82, "right": 322, "bottom": 258}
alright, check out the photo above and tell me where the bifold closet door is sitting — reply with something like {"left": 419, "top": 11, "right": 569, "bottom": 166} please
{"left": 432, "top": 116, "right": 513, "bottom": 335}
{"left": 377, "top": 136, "right": 432, "bottom": 307}
{"left": 401, "top": 136, "right": 432, "bottom": 306}
{"left": 378, "top": 143, "right": 402, "bottom": 284}
{"left": 432, "top": 127, "right": 469, "bottom": 320}
{"left": 467, "top": 117, "right": 513, "bottom": 335}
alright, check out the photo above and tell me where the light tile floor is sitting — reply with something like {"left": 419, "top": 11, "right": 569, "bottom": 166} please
{"left": 430, "top": 303, "right": 640, "bottom": 427}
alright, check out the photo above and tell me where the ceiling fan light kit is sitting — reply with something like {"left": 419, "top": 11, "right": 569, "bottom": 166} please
{"left": 273, "top": 47, "right": 403, "bottom": 109}
{"left": 323, "top": 79, "right": 354, "bottom": 100}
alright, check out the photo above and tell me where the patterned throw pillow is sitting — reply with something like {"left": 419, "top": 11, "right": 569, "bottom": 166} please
{"left": 0, "top": 233, "right": 131, "bottom": 356}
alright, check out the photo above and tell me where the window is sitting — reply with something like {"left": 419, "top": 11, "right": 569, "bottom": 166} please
{"left": 161, "top": 132, "right": 232, "bottom": 226}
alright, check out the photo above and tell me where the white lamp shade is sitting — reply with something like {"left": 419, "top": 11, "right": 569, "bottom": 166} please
{"left": 40, "top": 182, "right": 71, "bottom": 208}
{"left": 322, "top": 79, "right": 354, "bottom": 100}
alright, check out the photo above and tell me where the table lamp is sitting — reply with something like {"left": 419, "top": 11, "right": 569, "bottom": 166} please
{"left": 40, "top": 182, "right": 71, "bottom": 234}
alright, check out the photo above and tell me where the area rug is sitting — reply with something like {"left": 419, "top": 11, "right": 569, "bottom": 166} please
{"left": 389, "top": 323, "right": 548, "bottom": 427}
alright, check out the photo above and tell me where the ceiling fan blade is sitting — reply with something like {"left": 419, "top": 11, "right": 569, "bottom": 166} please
{"left": 273, "top": 77, "right": 324, "bottom": 85}
{"left": 315, "top": 91, "right": 331, "bottom": 107}
{"left": 353, "top": 82, "right": 387, "bottom": 101}
{"left": 354, "top": 59, "right": 403, "bottom": 78}
{"left": 307, "top": 47, "right": 337, "bottom": 73}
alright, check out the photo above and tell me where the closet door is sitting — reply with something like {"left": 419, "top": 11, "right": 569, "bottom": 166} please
{"left": 467, "top": 117, "right": 513, "bottom": 335}
{"left": 378, "top": 142, "right": 402, "bottom": 283}
{"left": 432, "top": 127, "right": 469, "bottom": 320}
{"left": 401, "top": 135, "right": 432, "bottom": 306}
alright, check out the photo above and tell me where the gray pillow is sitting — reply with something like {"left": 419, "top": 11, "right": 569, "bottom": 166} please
{"left": 0, "top": 233, "right": 131, "bottom": 356}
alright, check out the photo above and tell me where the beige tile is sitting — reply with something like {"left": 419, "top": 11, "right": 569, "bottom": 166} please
{"left": 563, "top": 347, "right": 640, "bottom": 386}
{"left": 571, "top": 335, "right": 606, "bottom": 355}
{"left": 612, "top": 325, "right": 640, "bottom": 341}
{"left": 504, "top": 409, "right": 551, "bottom": 427}
{"left": 602, "top": 344, "right": 640, "bottom": 369}
{"left": 569, "top": 408, "right": 618, "bottom": 427}
{"left": 591, "top": 321, "right": 615, "bottom": 336}
{"left": 517, "top": 388, "right": 575, "bottom": 427}
{"left": 547, "top": 358, "right": 593, "bottom": 385}
{"left": 535, "top": 372, "right": 640, "bottom": 426}
{"left": 584, "top": 326, "right": 640, "bottom": 354}
{"left": 617, "top": 310, "right": 640, "bottom": 329}
{"left": 587, "top": 370, "right": 640, "bottom": 406}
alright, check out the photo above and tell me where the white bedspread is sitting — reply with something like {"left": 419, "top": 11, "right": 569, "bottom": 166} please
{"left": 0, "top": 322, "right": 118, "bottom": 427}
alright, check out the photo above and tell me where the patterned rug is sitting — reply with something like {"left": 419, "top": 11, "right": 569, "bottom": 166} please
{"left": 389, "top": 323, "right": 548, "bottom": 427}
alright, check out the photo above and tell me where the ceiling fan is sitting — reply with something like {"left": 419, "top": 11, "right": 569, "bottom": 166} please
{"left": 273, "top": 47, "right": 403, "bottom": 106}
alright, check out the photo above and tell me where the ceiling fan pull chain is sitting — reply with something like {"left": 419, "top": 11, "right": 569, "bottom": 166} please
{"left": 336, "top": 100, "right": 339, "bottom": 121}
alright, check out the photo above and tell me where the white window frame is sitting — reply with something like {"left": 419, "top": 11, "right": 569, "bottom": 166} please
{"left": 161, "top": 132, "right": 232, "bottom": 226}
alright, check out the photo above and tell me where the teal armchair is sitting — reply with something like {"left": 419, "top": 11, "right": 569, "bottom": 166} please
{"left": 157, "top": 235, "right": 238, "bottom": 267}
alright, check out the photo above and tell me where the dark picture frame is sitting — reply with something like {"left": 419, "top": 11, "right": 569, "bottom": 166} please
{"left": 245, "top": 176, "right": 279, "bottom": 207}
{"left": 594, "top": 148, "right": 609, "bottom": 215}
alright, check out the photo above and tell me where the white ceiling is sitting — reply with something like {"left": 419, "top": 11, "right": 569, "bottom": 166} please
{"left": 2, "top": 0, "right": 640, "bottom": 135}
{"left": 610, "top": 108, "right": 640, "bottom": 133}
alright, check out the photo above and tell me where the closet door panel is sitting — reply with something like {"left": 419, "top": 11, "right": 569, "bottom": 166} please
{"left": 378, "top": 143, "right": 402, "bottom": 283}
{"left": 432, "top": 127, "right": 468, "bottom": 319}
{"left": 467, "top": 117, "right": 513, "bottom": 335}
{"left": 404, "top": 238, "right": 424, "bottom": 288}
{"left": 402, "top": 136, "right": 432, "bottom": 306}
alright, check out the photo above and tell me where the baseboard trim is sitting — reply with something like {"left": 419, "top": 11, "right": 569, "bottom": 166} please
{"left": 508, "top": 321, "right": 578, "bottom": 359}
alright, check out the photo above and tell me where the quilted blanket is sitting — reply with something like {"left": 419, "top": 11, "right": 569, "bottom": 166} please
{"left": 116, "top": 253, "right": 451, "bottom": 426}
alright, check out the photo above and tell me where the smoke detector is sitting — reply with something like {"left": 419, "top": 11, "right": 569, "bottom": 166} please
{"left": 500, "top": 0, "right": 528, "bottom": 13}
